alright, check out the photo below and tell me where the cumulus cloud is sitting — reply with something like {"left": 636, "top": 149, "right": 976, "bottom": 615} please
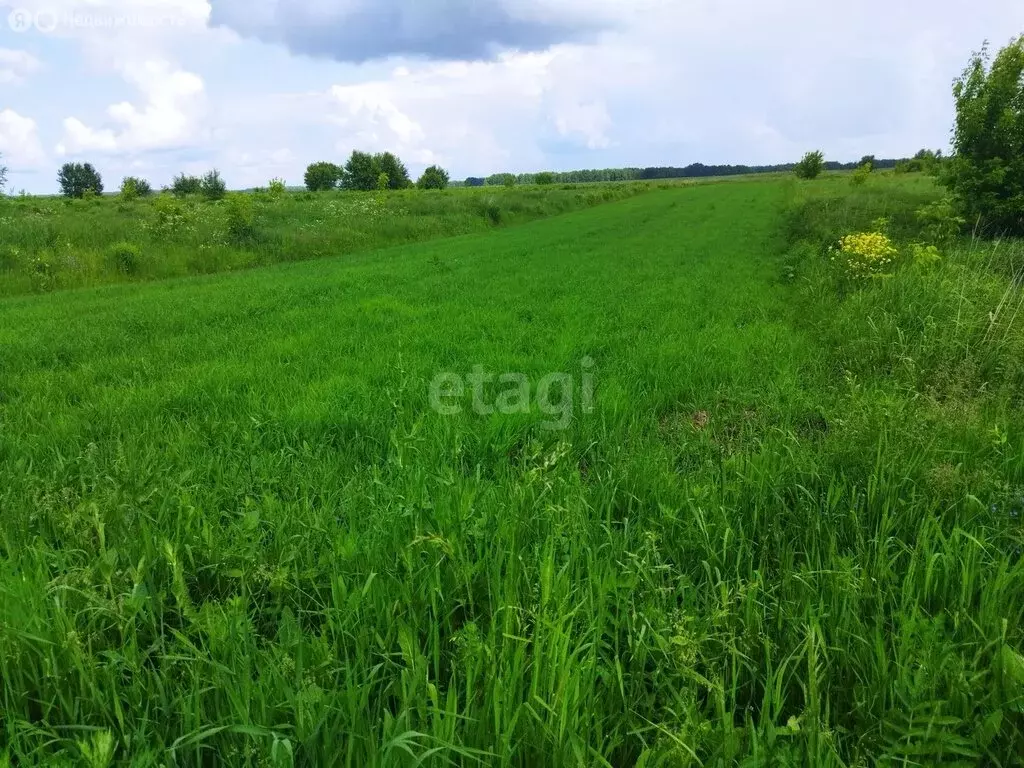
{"left": 0, "top": 49, "right": 41, "bottom": 84}
{"left": 56, "top": 60, "right": 205, "bottom": 155}
{"left": 0, "top": 109, "right": 47, "bottom": 169}
{"left": 208, "top": 0, "right": 620, "bottom": 62}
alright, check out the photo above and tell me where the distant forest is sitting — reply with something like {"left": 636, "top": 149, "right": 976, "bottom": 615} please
{"left": 461, "top": 159, "right": 901, "bottom": 187}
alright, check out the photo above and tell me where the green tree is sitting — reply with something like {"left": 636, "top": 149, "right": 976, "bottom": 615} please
{"left": 794, "top": 151, "right": 825, "bottom": 180}
{"left": 417, "top": 165, "right": 450, "bottom": 190}
{"left": 859, "top": 155, "right": 876, "bottom": 170}
{"left": 535, "top": 172, "right": 555, "bottom": 185}
{"left": 374, "top": 152, "right": 411, "bottom": 189}
{"left": 0, "top": 152, "right": 7, "bottom": 194}
{"left": 304, "top": 162, "right": 341, "bottom": 192}
{"left": 343, "top": 151, "right": 380, "bottom": 191}
{"left": 171, "top": 173, "right": 202, "bottom": 197}
{"left": 120, "top": 176, "right": 152, "bottom": 199}
{"left": 945, "top": 38, "right": 1024, "bottom": 235}
{"left": 58, "top": 162, "right": 104, "bottom": 198}
{"left": 200, "top": 169, "right": 227, "bottom": 201}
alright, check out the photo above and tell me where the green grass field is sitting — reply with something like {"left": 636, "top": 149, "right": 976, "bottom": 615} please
{"left": 0, "top": 183, "right": 655, "bottom": 296}
{"left": 2, "top": 174, "right": 1023, "bottom": 765}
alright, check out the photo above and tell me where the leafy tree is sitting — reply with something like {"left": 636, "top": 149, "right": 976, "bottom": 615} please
{"left": 374, "top": 152, "right": 411, "bottom": 190}
{"left": 0, "top": 153, "right": 7, "bottom": 194}
{"left": 534, "top": 172, "right": 556, "bottom": 185}
{"left": 944, "top": 36, "right": 1024, "bottom": 235}
{"left": 268, "top": 178, "right": 287, "bottom": 197}
{"left": 486, "top": 173, "right": 517, "bottom": 187}
{"left": 200, "top": 169, "right": 227, "bottom": 201}
{"left": 171, "top": 173, "right": 203, "bottom": 197}
{"left": 343, "top": 151, "right": 380, "bottom": 191}
{"left": 794, "top": 151, "right": 825, "bottom": 180}
{"left": 304, "top": 162, "right": 341, "bottom": 192}
{"left": 417, "top": 165, "right": 450, "bottom": 190}
{"left": 58, "top": 162, "right": 104, "bottom": 198}
{"left": 859, "top": 155, "right": 876, "bottom": 170}
{"left": 465, "top": 177, "right": 486, "bottom": 187}
{"left": 120, "top": 176, "right": 152, "bottom": 200}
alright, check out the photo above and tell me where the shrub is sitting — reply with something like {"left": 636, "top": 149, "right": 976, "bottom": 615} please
{"left": 171, "top": 173, "right": 202, "bottom": 197}
{"left": 147, "top": 195, "right": 197, "bottom": 239}
{"left": 831, "top": 231, "right": 899, "bottom": 278}
{"left": 200, "top": 170, "right": 227, "bottom": 201}
{"left": 795, "top": 151, "right": 825, "bottom": 180}
{"left": 943, "top": 36, "right": 1024, "bottom": 235}
{"left": 268, "top": 178, "right": 287, "bottom": 197}
{"left": 910, "top": 243, "right": 942, "bottom": 268}
{"left": 0, "top": 245, "right": 21, "bottom": 271}
{"left": 119, "top": 176, "right": 152, "bottom": 201}
{"left": 916, "top": 198, "right": 966, "bottom": 245}
{"left": 535, "top": 172, "right": 556, "bottom": 185}
{"left": 851, "top": 163, "right": 872, "bottom": 186}
{"left": 225, "top": 194, "right": 258, "bottom": 244}
{"left": 417, "top": 165, "right": 449, "bottom": 190}
{"left": 304, "top": 162, "right": 341, "bottom": 192}
{"left": 58, "top": 162, "right": 103, "bottom": 198}
{"left": 106, "top": 242, "right": 142, "bottom": 275}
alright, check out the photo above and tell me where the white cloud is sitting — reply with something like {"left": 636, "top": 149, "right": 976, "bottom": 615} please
{"left": 56, "top": 60, "right": 205, "bottom": 155}
{"left": 553, "top": 101, "right": 612, "bottom": 150}
{"left": 2, "top": 0, "right": 1024, "bottom": 192}
{"left": 0, "top": 49, "right": 41, "bottom": 83}
{"left": 0, "top": 109, "right": 47, "bottom": 169}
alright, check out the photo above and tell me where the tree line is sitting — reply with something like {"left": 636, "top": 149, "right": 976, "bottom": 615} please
{"left": 305, "top": 152, "right": 450, "bottom": 192}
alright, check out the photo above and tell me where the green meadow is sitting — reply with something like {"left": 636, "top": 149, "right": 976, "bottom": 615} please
{"left": 0, "top": 183, "right": 652, "bottom": 296}
{"left": 2, "top": 173, "right": 1023, "bottom": 765}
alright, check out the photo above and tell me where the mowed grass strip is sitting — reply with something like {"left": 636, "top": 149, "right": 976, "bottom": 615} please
{"left": 1, "top": 179, "right": 1022, "bottom": 765}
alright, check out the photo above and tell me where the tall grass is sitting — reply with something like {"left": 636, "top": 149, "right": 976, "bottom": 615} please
{"left": 1, "top": 176, "right": 1023, "bottom": 765}
{"left": 0, "top": 183, "right": 652, "bottom": 296}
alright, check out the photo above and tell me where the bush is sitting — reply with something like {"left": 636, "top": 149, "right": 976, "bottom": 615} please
{"left": 200, "top": 170, "right": 227, "bottom": 201}
{"left": 830, "top": 231, "right": 899, "bottom": 279}
{"left": 304, "top": 162, "right": 341, "bottom": 192}
{"left": 795, "top": 151, "right": 825, "bottom": 180}
{"left": 850, "top": 163, "right": 872, "bottom": 186}
{"left": 58, "top": 162, "right": 103, "bottom": 198}
{"left": 417, "top": 165, "right": 450, "bottom": 190}
{"left": 268, "top": 178, "right": 287, "bottom": 197}
{"left": 534, "top": 172, "right": 556, "bottom": 185}
{"left": 106, "top": 242, "right": 142, "bottom": 275}
{"left": 171, "top": 174, "right": 202, "bottom": 198}
{"left": 916, "top": 198, "right": 966, "bottom": 245}
{"left": 943, "top": 36, "right": 1024, "bottom": 235}
{"left": 225, "top": 195, "right": 258, "bottom": 244}
{"left": 119, "top": 176, "right": 152, "bottom": 201}
{"left": 147, "top": 195, "right": 197, "bottom": 239}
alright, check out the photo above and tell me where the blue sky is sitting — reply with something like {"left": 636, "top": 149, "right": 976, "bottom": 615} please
{"left": 1, "top": 0, "right": 1022, "bottom": 194}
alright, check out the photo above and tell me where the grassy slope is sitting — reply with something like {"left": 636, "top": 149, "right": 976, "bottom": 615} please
{"left": 2, "top": 178, "right": 1023, "bottom": 765}
{"left": 0, "top": 183, "right": 653, "bottom": 296}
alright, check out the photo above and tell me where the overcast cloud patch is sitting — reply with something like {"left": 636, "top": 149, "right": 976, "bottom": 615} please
{"left": 208, "top": 0, "right": 605, "bottom": 62}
